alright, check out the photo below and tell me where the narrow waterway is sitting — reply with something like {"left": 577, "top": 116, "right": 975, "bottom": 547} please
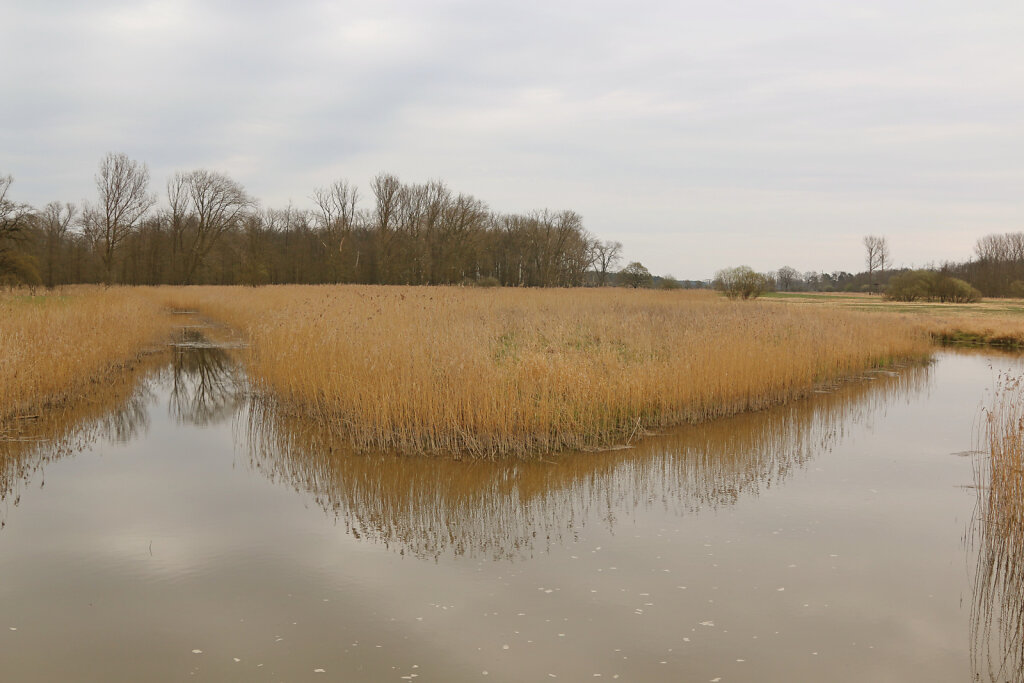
{"left": 0, "top": 335, "right": 1016, "bottom": 681}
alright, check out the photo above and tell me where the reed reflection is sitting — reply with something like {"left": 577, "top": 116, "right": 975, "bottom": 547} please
{"left": 0, "top": 354, "right": 160, "bottom": 527}
{"left": 244, "top": 364, "right": 930, "bottom": 561}
{"left": 1, "top": 330, "right": 242, "bottom": 528}
{"left": 971, "top": 372, "right": 1024, "bottom": 683}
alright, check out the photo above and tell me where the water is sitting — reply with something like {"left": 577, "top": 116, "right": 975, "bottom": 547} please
{"left": 0, "top": 338, "right": 1017, "bottom": 681}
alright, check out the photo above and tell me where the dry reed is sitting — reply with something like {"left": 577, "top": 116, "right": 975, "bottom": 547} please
{"left": 244, "top": 361, "right": 929, "bottom": 558}
{"left": 972, "top": 373, "right": 1024, "bottom": 681}
{"left": 0, "top": 287, "right": 174, "bottom": 429}
{"left": 158, "top": 286, "right": 931, "bottom": 456}
{"left": 916, "top": 314, "right": 1024, "bottom": 348}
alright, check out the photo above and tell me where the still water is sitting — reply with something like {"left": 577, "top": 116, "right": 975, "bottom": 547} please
{"left": 0, "top": 334, "right": 1016, "bottom": 682}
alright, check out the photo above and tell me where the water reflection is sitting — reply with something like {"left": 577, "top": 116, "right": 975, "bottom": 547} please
{"left": 3, "top": 338, "right": 933, "bottom": 562}
{"left": 168, "top": 329, "right": 244, "bottom": 426}
{"left": 0, "top": 331, "right": 241, "bottom": 527}
{"left": 0, "top": 355, "right": 158, "bottom": 527}
{"left": 971, "top": 374, "right": 1024, "bottom": 683}
{"left": 244, "top": 364, "right": 930, "bottom": 560}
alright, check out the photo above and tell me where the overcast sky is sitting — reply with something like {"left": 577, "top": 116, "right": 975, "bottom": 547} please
{"left": 2, "top": 0, "right": 1023, "bottom": 279}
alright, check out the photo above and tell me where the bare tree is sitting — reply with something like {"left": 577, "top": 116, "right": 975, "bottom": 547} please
{"left": 371, "top": 173, "right": 403, "bottom": 282}
{"left": 83, "top": 153, "right": 156, "bottom": 284}
{"left": 312, "top": 179, "right": 361, "bottom": 282}
{"left": 0, "top": 174, "right": 31, "bottom": 246}
{"left": 0, "top": 174, "right": 38, "bottom": 285}
{"left": 170, "top": 169, "right": 254, "bottom": 284}
{"left": 775, "top": 265, "right": 800, "bottom": 292}
{"left": 313, "top": 180, "right": 359, "bottom": 231}
{"left": 592, "top": 240, "right": 622, "bottom": 286}
{"left": 40, "top": 201, "right": 77, "bottom": 288}
{"left": 863, "top": 235, "right": 888, "bottom": 292}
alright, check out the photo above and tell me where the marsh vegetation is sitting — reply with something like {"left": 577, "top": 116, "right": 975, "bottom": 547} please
{"left": 2, "top": 286, "right": 932, "bottom": 457}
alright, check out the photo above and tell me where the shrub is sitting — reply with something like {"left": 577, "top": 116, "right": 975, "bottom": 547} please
{"left": 714, "top": 266, "right": 772, "bottom": 300}
{"left": 931, "top": 275, "right": 981, "bottom": 303}
{"left": 884, "top": 270, "right": 981, "bottom": 303}
{"left": 659, "top": 275, "right": 682, "bottom": 290}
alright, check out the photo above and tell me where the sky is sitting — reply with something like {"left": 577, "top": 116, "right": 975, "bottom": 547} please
{"left": 2, "top": 0, "right": 1023, "bottom": 280}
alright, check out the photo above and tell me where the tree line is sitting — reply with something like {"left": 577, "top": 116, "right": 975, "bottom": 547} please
{"left": 0, "top": 153, "right": 631, "bottom": 289}
{"left": 744, "top": 231, "right": 1024, "bottom": 300}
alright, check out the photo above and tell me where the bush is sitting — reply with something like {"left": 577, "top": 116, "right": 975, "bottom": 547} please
{"left": 658, "top": 275, "right": 682, "bottom": 290}
{"left": 714, "top": 266, "right": 773, "bottom": 300}
{"left": 884, "top": 270, "right": 981, "bottom": 303}
{"left": 931, "top": 275, "right": 981, "bottom": 303}
{"left": 884, "top": 270, "right": 933, "bottom": 302}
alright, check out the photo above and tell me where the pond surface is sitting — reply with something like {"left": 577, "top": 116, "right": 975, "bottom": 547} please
{"left": 0, "top": 338, "right": 1018, "bottom": 681}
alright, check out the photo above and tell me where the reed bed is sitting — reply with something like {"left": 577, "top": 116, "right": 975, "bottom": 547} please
{"left": 0, "top": 287, "right": 174, "bottom": 430}
{"left": 972, "top": 373, "right": 1024, "bottom": 681}
{"left": 159, "top": 286, "right": 930, "bottom": 457}
{"left": 768, "top": 291, "right": 1024, "bottom": 348}
{"left": 244, "top": 361, "right": 929, "bottom": 559}
{"left": 917, "top": 313, "right": 1024, "bottom": 348}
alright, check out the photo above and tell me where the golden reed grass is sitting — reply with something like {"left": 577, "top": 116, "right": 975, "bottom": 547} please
{"left": 157, "top": 286, "right": 931, "bottom": 456}
{"left": 768, "top": 292, "right": 1024, "bottom": 348}
{"left": 972, "top": 373, "right": 1024, "bottom": 681}
{"left": 917, "top": 313, "right": 1024, "bottom": 348}
{"left": 245, "top": 362, "right": 928, "bottom": 559}
{"left": 0, "top": 287, "right": 174, "bottom": 430}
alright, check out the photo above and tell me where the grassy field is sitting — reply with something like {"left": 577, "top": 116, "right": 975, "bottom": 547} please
{"left": 765, "top": 291, "right": 1024, "bottom": 347}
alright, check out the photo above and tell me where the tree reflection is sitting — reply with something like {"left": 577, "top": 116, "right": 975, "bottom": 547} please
{"left": 244, "top": 364, "right": 929, "bottom": 561}
{"left": 167, "top": 332, "right": 243, "bottom": 426}
{"left": 1, "top": 330, "right": 243, "bottom": 528}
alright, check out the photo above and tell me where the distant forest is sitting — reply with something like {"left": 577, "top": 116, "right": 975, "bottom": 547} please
{"left": 2, "top": 154, "right": 1022, "bottom": 295}
{"left": 0, "top": 153, "right": 634, "bottom": 289}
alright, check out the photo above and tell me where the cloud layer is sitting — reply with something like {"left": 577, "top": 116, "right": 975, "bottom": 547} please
{"left": 2, "top": 0, "right": 1023, "bottom": 277}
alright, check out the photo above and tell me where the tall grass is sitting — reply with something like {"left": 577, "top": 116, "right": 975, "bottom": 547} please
{"left": 245, "top": 360, "right": 930, "bottom": 559}
{"left": 0, "top": 287, "right": 174, "bottom": 429}
{"left": 162, "top": 286, "right": 931, "bottom": 456}
{"left": 972, "top": 373, "right": 1024, "bottom": 681}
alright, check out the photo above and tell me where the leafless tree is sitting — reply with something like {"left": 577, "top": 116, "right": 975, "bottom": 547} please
{"left": 863, "top": 235, "right": 889, "bottom": 292}
{"left": 371, "top": 173, "right": 403, "bottom": 282}
{"left": 592, "top": 240, "right": 622, "bottom": 286}
{"left": 0, "top": 174, "right": 37, "bottom": 285}
{"left": 312, "top": 179, "right": 361, "bottom": 282}
{"left": 313, "top": 180, "right": 359, "bottom": 238}
{"left": 168, "top": 169, "right": 254, "bottom": 284}
{"left": 40, "top": 201, "right": 76, "bottom": 288}
{"left": 775, "top": 265, "right": 800, "bottom": 291}
{"left": 83, "top": 153, "right": 155, "bottom": 284}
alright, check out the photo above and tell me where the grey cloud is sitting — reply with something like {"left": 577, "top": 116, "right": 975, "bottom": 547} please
{"left": 2, "top": 0, "right": 1023, "bottom": 277}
